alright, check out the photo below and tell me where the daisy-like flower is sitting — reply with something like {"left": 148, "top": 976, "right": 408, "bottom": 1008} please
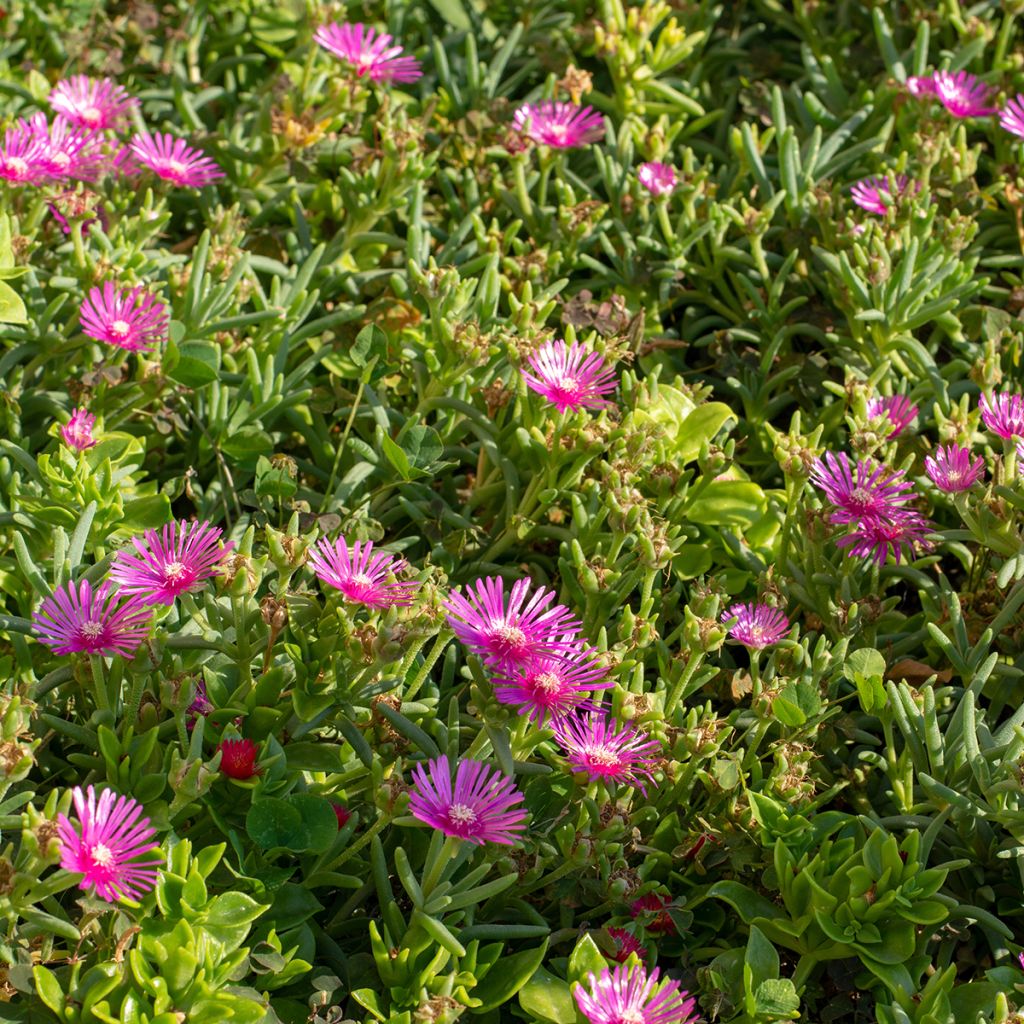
{"left": 722, "top": 602, "right": 790, "bottom": 649}
{"left": 554, "top": 712, "right": 660, "bottom": 794}
{"left": 924, "top": 444, "right": 985, "bottom": 493}
{"left": 934, "top": 70, "right": 997, "bottom": 118}
{"left": 979, "top": 392, "right": 1024, "bottom": 439}
{"left": 906, "top": 75, "right": 938, "bottom": 98}
{"left": 638, "top": 161, "right": 676, "bottom": 196}
{"left": 24, "top": 113, "right": 108, "bottom": 182}
{"left": 314, "top": 21, "right": 422, "bottom": 84}
{"left": 408, "top": 755, "right": 527, "bottom": 846}
{"left": 218, "top": 738, "right": 261, "bottom": 779}
{"left": 866, "top": 395, "right": 918, "bottom": 437}
{"left": 49, "top": 75, "right": 138, "bottom": 131}
{"left": 810, "top": 452, "right": 915, "bottom": 527}
{"left": 79, "top": 282, "right": 168, "bottom": 353}
{"left": 607, "top": 927, "right": 647, "bottom": 963}
{"left": 521, "top": 339, "right": 618, "bottom": 413}
{"left": 492, "top": 643, "right": 611, "bottom": 725}
{"left": 513, "top": 101, "right": 605, "bottom": 149}
{"left": 108, "top": 520, "right": 232, "bottom": 605}
{"left": 61, "top": 408, "right": 97, "bottom": 451}
{"left": 128, "top": 132, "right": 223, "bottom": 188}
{"left": 630, "top": 893, "right": 676, "bottom": 935}
{"left": 836, "top": 510, "right": 934, "bottom": 566}
{"left": 0, "top": 122, "right": 49, "bottom": 185}
{"left": 443, "top": 576, "right": 582, "bottom": 674}
{"left": 32, "top": 580, "right": 150, "bottom": 657}
{"left": 1001, "top": 95, "right": 1024, "bottom": 139}
{"left": 57, "top": 785, "right": 162, "bottom": 903}
{"left": 849, "top": 174, "right": 915, "bottom": 215}
{"left": 306, "top": 537, "right": 419, "bottom": 609}
{"left": 574, "top": 964, "right": 698, "bottom": 1024}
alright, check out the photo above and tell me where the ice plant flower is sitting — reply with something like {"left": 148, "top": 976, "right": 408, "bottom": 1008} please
{"left": 128, "top": 131, "right": 223, "bottom": 188}
{"left": 934, "top": 70, "right": 996, "bottom": 118}
{"left": 408, "top": 755, "right": 527, "bottom": 846}
{"left": 512, "top": 101, "right": 605, "bottom": 149}
{"left": 924, "top": 444, "right": 985, "bottom": 493}
{"left": 306, "top": 537, "right": 419, "bottom": 608}
{"left": 722, "top": 602, "right": 789, "bottom": 649}
{"left": 906, "top": 74, "right": 938, "bottom": 98}
{"left": 810, "top": 452, "right": 915, "bottom": 527}
{"left": 979, "top": 392, "right": 1024, "bottom": 439}
{"left": 607, "top": 927, "right": 647, "bottom": 963}
{"left": 187, "top": 679, "right": 213, "bottom": 726}
{"left": 521, "top": 339, "right": 618, "bottom": 413}
{"left": 61, "top": 408, "right": 97, "bottom": 451}
{"left": 57, "top": 785, "right": 161, "bottom": 902}
{"left": 0, "top": 122, "right": 48, "bottom": 185}
{"left": 849, "top": 174, "right": 914, "bottom": 215}
{"left": 332, "top": 803, "right": 351, "bottom": 829}
{"left": 555, "top": 712, "right": 661, "bottom": 793}
{"left": 836, "top": 511, "right": 934, "bottom": 566}
{"left": 574, "top": 963, "right": 698, "bottom": 1024}
{"left": 1000, "top": 96, "right": 1024, "bottom": 140}
{"left": 866, "top": 394, "right": 918, "bottom": 437}
{"left": 313, "top": 21, "right": 422, "bottom": 83}
{"left": 443, "top": 576, "right": 582, "bottom": 673}
{"left": 638, "top": 161, "right": 676, "bottom": 196}
{"left": 630, "top": 893, "right": 676, "bottom": 935}
{"left": 49, "top": 75, "right": 138, "bottom": 131}
{"left": 24, "top": 113, "right": 108, "bottom": 182}
{"left": 32, "top": 579, "right": 150, "bottom": 657}
{"left": 218, "top": 738, "right": 261, "bottom": 779}
{"left": 79, "top": 282, "right": 168, "bottom": 352}
{"left": 109, "top": 519, "right": 232, "bottom": 605}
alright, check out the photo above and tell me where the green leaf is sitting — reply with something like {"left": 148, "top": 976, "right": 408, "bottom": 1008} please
{"left": 168, "top": 341, "right": 221, "bottom": 387}
{"left": 287, "top": 793, "right": 338, "bottom": 854}
{"left": 351, "top": 324, "right": 386, "bottom": 367}
{"left": 568, "top": 933, "right": 609, "bottom": 985}
{"left": 675, "top": 402, "right": 736, "bottom": 462}
{"left": 380, "top": 431, "right": 414, "bottom": 480}
{"left": 704, "top": 881, "right": 785, "bottom": 922}
{"left": 246, "top": 798, "right": 305, "bottom": 848}
{"left": 745, "top": 925, "right": 780, "bottom": 992}
{"left": 753, "top": 978, "right": 801, "bottom": 1018}
{"left": 472, "top": 940, "right": 549, "bottom": 1012}
{"left": 120, "top": 495, "right": 173, "bottom": 531}
{"left": 0, "top": 280, "right": 26, "bottom": 324}
{"left": 518, "top": 966, "right": 575, "bottom": 1024}
{"left": 32, "top": 966, "right": 64, "bottom": 1016}
{"left": 427, "top": 0, "right": 472, "bottom": 29}
{"left": 255, "top": 455, "right": 298, "bottom": 500}
{"left": 685, "top": 481, "right": 767, "bottom": 527}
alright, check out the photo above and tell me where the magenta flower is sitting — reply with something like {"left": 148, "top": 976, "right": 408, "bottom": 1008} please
{"left": 32, "top": 579, "right": 150, "bottom": 657}
{"left": 513, "top": 101, "right": 605, "bottom": 149}
{"left": 574, "top": 964, "right": 698, "bottom": 1024}
{"left": 810, "top": 452, "right": 915, "bottom": 527}
{"left": 314, "top": 21, "right": 422, "bottom": 83}
{"left": 57, "top": 785, "right": 161, "bottom": 903}
{"left": 79, "top": 282, "right": 168, "bottom": 353}
{"left": 0, "top": 122, "right": 49, "bottom": 185}
{"left": 906, "top": 75, "right": 938, "bottom": 98}
{"left": 408, "top": 755, "right": 527, "bottom": 846}
{"left": 128, "top": 132, "right": 223, "bottom": 188}
{"left": 49, "top": 75, "right": 138, "bottom": 131}
{"left": 866, "top": 394, "right": 918, "bottom": 437}
{"left": 722, "top": 602, "right": 789, "bottom": 649}
{"left": 1000, "top": 96, "right": 1024, "bottom": 139}
{"left": 934, "top": 70, "right": 996, "bottom": 118}
{"left": 61, "top": 408, "right": 97, "bottom": 452}
{"left": 638, "top": 161, "right": 676, "bottom": 196}
{"left": 443, "top": 576, "right": 582, "bottom": 673}
{"left": 607, "top": 928, "right": 647, "bottom": 964}
{"left": 187, "top": 678, "right": 213, "bottom": 727}
{"left": 979, "top": 392, "right": 1024, "bottom": 439}
{"left": 24, "top": 113, "right": 108, "bottom": 182}
{"left": 849, "top": 174, "right": 915, "bottom": 215}
{"left": 554, "top": 712, "right": 660, "bottom": 794}
{"left": 218, "top": 738, "right": 261, "bottom": 779}
{"left": 836, "top": 510, "right": 933, "bottom": 566}
{"left": 306, "top": 537, "right": 419, "bottom": 609}
{"left": 924, "top": 444, "right": 984, "bottom": 493}
{"left": 109, "top": 520, "right": 232, "bottom": 605}
{"left": 631, "top": 893, "right": 676, "bottom": 935}
{"left": 521, "top": 339, "right": 618, "bottom": 413}
{"left": 492, "top": 643, "right": 611, "bottom": 725}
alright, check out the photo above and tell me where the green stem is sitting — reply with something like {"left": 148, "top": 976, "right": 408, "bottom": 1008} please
{"left": 421, "top": 834, "right": 462, "bottom": 899}
{"left": 89, "top": 655, "right": 110, "bottom": 712}
{"left": 326, "top": 810, "right": 391, "bottom": 872}
{"left": 321, "top": 378, "right": 367, "bottom": 513}
{"left": 405, "top": 629, "right": 453, "bottom": 703}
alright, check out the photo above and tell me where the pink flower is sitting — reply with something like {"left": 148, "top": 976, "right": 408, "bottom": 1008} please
{"left": 836, "top": 511, "right": 934, "bottom": 566}
{"left": 24, "top": 113, "right": 108, "bottom": 182}
{"left": 630, "top": 893, "right": 676, "bottom": 935}
{"left": 866, "top": 394, "right": 918, "bottom": 437}
{"left": 638, "top": 162, "right": 676, "bottom": 196}
{"left": 849, "top": 174, "right": 915, "bottom": 215}
{"left": 1000, "top": 95, "right": 1024, "bottom": 139}
{"left": 607, "top": 927, "right": 646, "bottom": 963}
{"left": 218, "top": 738, "right": 261, "bottom": 779}
{"left": 0, "top": 122, "right": 49, "bottom": 185}
{"left": 979, "top": 392, "right": 1024, "bottom": 439}
{"left": 443, "top": 576, "right": 582, "bottom": 673}
{"left": 934, "top": 70, "right": 996, "bottom": 118}
{"left": 810, "top": 452, "right": 915, "bottom": 527}
{"left": 906, "top": 75, "right": 938, "bottom": 98}
{"left": 49, "top": 75, "right": 138, "bottom": 131}
{"left": 722, "top": 602, "right": 789, "bottom": 649}
{"left": 332, "top": 803, "right": 351, "bottom": 829}
{"left": 79, "top": 282, "right": 168, "bottom": 353}
{"left": 924, "top": 445, "right": 984, "bottom": 493}
{"left": 574, "top": 964, "right": 698, "bottom": 1024}
{"left": 32, "top": 579, "right": 150, "bottom": 657}
{"left": 109, "top": 520, "right": 232, "bottom": 605}
{"left": 513, "top": 101, "right": 605, "bottom": 149}
{"left": 521, "top": 339, "right": 618, "bottom": 413}
{"left": 306, "top": 537, "right": 419, "bottom": 608}
{"left": 187, "top": 678, "right": 213, "bottom": 727}
{"left": 61, "top": 408, "right": 97, "bottom": 451}
{"left": 128, "top": 132, "right": 223, "bottom": 188}
{"left": 314, "top": 21, "right": 422, "bottom": 83}
{"left": 408, "top": 755, "right": 527, "bottom": 846}
{"left": 57, "top": 785, "right": 161, "bottom": 902}
{"left": 554, "top": 712, "right": 660, "bottom": 794}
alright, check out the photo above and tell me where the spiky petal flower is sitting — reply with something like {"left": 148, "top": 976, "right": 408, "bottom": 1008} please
{"left": 867, "top": 395, "right": 918, "bottom": 437}
{"left": 638, "top": 161, "right": 676, "bottom": 196}
{"left": 630, "top": 893, "right": 677, "bottom": 935}
{"left": 836, "top": 511, "right": 934, "bottom": 566}
{"left": 218, "top": 738, "right": 261, "bottom": 779}
{"left": 574, "top": 964, "right": 698, "bottom": 1024}
{"left": 810, "top": 452, "right": 915, "bottom": 527}
{"left": 444, "top": 576, "right": 582, "bottom": 673}
{"left": 57, "top": 785, "right": 161, "bottom": 902}
{"left": 314, "top": 22, "right": 422, "bottom": 83}
{"left": 49, "top": 75, "right": 138, "bottom": 131}
{"left": 79, "top": 282, "right": 168, "bottom": 352}
{"left": 307, "top": 537, "right": 419, "bottom": 608}
{"left": 0, "top": 122, "right": 48, "bottom": 185}
{"left": 607, "top": 927, "right": 647, "bottom": 963}
{"left": 24, "top": 113, "right": 108, "bottom": 182}
{"left": 521, "top": 339, "right": 618, "bottom": 413}
{"left": 849, "top": 174, "right": 914, "bottom": 215}
{"left": 555, "top": 712, "right": 660, "bottom": 794}
{"left": 32, "top": 580, "right": 150, "bottom": 657}
{"left": 924, "top": 444, "right": 985, "bottom": 493}
{"left": 979, "top": 392, "right": 1024, "bottom": 439}
{"left": 408, "top": 755, "right": 527, "bottom": 846}
{"left": 128, "top": 131, "right": 223, "bottom": 188}
{"left": 61, "top": 408, "right": 97, "bottom": 451}
{"left": 1000, "top": 96, "right": 1024, "bottom": 139}
{"left": 934, "top": 70, "right": 997, "bottom": 118}
{"left": 906, "top": 75, "right": 938, "bottom": 98}
{"left": 513, "top": 101, "right": 605, "bottom": 149}
{"left": 722, "top": 602, "right": 789, "bottom": 649}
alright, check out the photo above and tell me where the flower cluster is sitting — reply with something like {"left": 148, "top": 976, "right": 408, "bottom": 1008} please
{"left": 905, "top": 68, "right": 1024, "bottom": 142}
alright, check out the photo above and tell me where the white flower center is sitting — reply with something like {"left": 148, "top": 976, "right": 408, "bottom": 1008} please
{"left": 90, "top": 843, "right": 114, "bottom": 867}
{"left": 164, "top": 561, "right": 187, "bottom": 582}
{"left": 849, "top": 486, "right": 873, "bottom": 507}
{"left": 110, "top": 319, "right": 131, "bottom": 339}
{"left": 168, "top": 159, "right": 188, "bottom": 178}
{"left": 556, "top": 376, "right": 579, "bottom": 393}
{"left": 532, "top": 672, "right": 562, "bottom": 694}
{"left": 584, "top": 746, "right": 619, "bottom": 768}
{"left": 547, "top": 123, "right": 569, "bottom": 142}
{"left": 80, "top": 620, "right": 103, "bottom": 639}
{"left": 448, "top": 803, "right": 477, "bottom": 826}
{"left": 82, "top": 106, "right": 103, "bottom": 127}
{"left": 492, "top": 622, "right": 527, "bottom": 650}
{"left": 7, "top": 157, "right": 27, "bottom": 177}
{"left": 50, "top": 152, "right": 70, "bottom": 170}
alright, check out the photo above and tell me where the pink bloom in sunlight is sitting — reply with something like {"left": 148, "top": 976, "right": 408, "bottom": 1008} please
{"left": 906, "top": 75, "right": 938, "bottom": 98}
{"left": 32, "top": 580, "right": 150, "bottom": 657}
{"left": 866, "top": 394, "right": 918, "bottom": 437}
{"left": 924, "top": 444, "right": 984, "bottom": 493}
{"left": 574, "top": 964, "right": 698, "bottom": 1024}
{"left": 128, "top": 132, "right": 223, "bottom": 188}
{"left": 314, "top": 21, "right": 422, "bottom": 83}
{"left": 79, "top": 282, "right": 168, "bottom": 352}
{"left": 979, "top": 392, "right": 1024, "bottom": 439}
{"left": 24, "top": 113, "right": 108, "bottom": 182}
{"left": 49, "top": 75, "right": 138, "bottom": 131}
{"left": 849, "top": 174, "right": 915, "bottom": 215}
{"left": 0, "top": 122, "right": 49, "bottom": 185}
{"left": 722, "top": 602, "right": 790, "bottom": 649}
{"left": 408, "top": 755, "right": 527, "bottom": 846}
{"left": 836, "top": 511, "right": 934, "bottom": 566}
{"left": 57, "top": 785, "right": 161, "bottom": 903}
{"left": 638, "top": 161, "right": 676, "bottom": 196}
{"left": 607, "top": 927, "right": 647, "bottom": 963}
{"left": 109, "top": 520, "right": 233, "bottom": 605}
{"left": 810, "top": 452, "right": 915, "bottom": 527}
{"left": 555, "top": 711, "right": 661, "bottom": 794}
{"left": 307, "top": 537, "right": 419, "bottom": 609}
{"left": 1000, "top": 95, "right": 1024, "bottom": 140}
{"left": 934, "top": 70, "right": 997, "bottom": 118}
{"left": 513, "top": 101, "right": 605, "bottom": 149}
{"left": 61, "top": 408, "right": 97, "bottom": 452}
{"left": 522, "top": 339, "right": 618, "bottom": 413}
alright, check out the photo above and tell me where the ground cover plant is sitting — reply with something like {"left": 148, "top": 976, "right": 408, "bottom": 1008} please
{"left": 6, "top": 0, "right": 1024, "bottom": 1021}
